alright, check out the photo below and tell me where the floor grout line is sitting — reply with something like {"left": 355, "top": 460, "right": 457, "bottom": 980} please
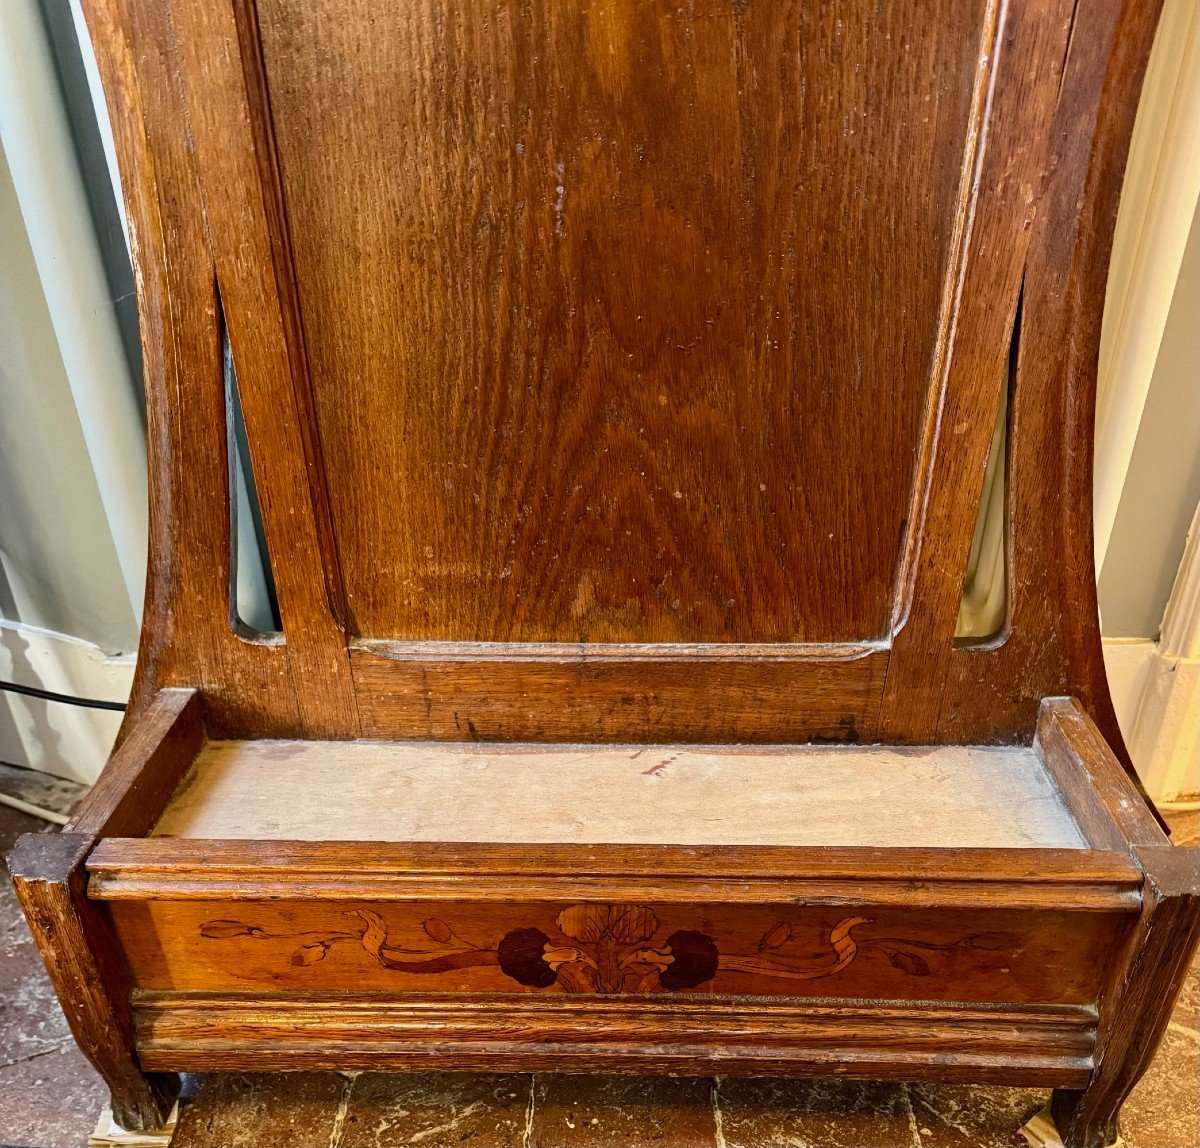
{"left": 902, "top": 1082, "right": 925, "bottom": 1147}
{"left": 0, "top": 1041, "right": 69, "bottom": 1070}
{"left": 712, "top": 1077, "right": 726, "bottom": 1148}
{"left": 327, "top": 1071, "right": 356, "bottom": 1148}
{"left": 522, "top": 1074, "right": 536, "bottom": 1148}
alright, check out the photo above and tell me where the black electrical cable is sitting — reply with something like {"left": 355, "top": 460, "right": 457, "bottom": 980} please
{"left": 0, "top": 680, "right": 126, "bottom": 712}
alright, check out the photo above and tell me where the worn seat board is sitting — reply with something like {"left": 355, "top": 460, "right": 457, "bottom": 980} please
{"left": 150, "top": 740, "right": 1086, "bottom": 849}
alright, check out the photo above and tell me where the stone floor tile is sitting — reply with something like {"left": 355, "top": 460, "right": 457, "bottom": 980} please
{"left": 529, "top": 1074, "right": 717, "bottom": 1148}
{"left": 906, "top": 1082, "right": 1047, "bottom": 1147}
{"left": 1121, "top": 1025, "right": 1200, "bottom": 1148}
{"left": 170, "top": 1072, "right": 349, "bottom": 1148}
{"left": 0, "top": 761, "right": 89, "bottom": 820}
{"left": 338, "top": 1072, "right": 530, "bottom": 1147}
{"left": 0, "top": 1040, "right": 108, "bottom": 1148}
{"left": 717, "top": 1077, "right": 919, "bottom": 1148}
{"left": 1162, "top": 808, "right": 1199, "bottom": 847}
{"left": 1, "top": 798, "right": 56, "bottom": 855}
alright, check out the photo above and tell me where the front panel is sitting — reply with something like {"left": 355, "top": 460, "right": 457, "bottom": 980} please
{"left": 112, "top": 897, "right": 1122, "bottom": 1005}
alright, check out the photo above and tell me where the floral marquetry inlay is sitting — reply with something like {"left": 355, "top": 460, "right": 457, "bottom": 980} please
{"left": 199, "top": 905, "right": 1016, "bottom": 994}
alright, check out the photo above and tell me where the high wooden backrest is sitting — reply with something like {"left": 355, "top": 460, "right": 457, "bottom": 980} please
{"left": 85, "top": 0, "right": 1161, "bottom": 753}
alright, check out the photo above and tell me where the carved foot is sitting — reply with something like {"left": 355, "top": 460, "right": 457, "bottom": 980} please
{"left": 109, "top": 1071, "right": 180, "bottom": 1134}
{"left": 1049, "top": 1089, "right": 1123, "bottom": 1148}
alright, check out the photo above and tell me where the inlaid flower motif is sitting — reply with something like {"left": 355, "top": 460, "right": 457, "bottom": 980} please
{"left": 497, "top": 927, "right": 558, "bottom": 988}
{"left": 199, "top": 907, "right": 1017, "bottom": 994}
{"left": 491, "top": 903, "right": 721, "bottom": 993}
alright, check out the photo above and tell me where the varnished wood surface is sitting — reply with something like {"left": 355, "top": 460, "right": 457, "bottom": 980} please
{"left": 8, "top": 834, "right": 179, "bottom": 1130}
{"left": 1053, "top": 844, "right": 1200, "bottom": 1148}
{"left": 42, "top": 1, "right": 1187, "bottom": 1138}
{"left": 86, "top": 838, "right": 1143, "bottom": 911}
{"left": 131, "top": 994, "right": 1098, "bottom": 1087}
{"left": 107, "top": 897, "right": 1124, "bottom": 1005}
{"left": 938, "top": 0, "right": 1164, "bottom": 759}
{"left": 149, "top": 737, "right": 1084, "bottom": 848}
{"left": 878, "top": 0, "right": 1075, "bottom": 741}
{"left": 78, "top": 0, "right": 1158, "bottom": 760}
{"left": 81, "top": 0, "right": 303, "bottom": 739}
{"left": 255, "top": 0, "right": 987, "bottom": 646}
{"left": 1036, "top": 698, "right": 1168, "bottom": 852}
{"left": 350, "top": 639, "right": 887, "bottom": 743}
{"left": 66, "top": 689, "right": 201, "bottom": 840}
{"left": 166, "top": 0, "right": 360, "bottom": 738}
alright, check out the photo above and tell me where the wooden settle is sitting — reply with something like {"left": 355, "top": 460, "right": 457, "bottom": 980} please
{"left": 10, "top": 1, "right": 1198, "bottom": 1145}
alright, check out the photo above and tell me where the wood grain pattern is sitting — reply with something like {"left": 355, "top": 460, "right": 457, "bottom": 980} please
{"left": 1036, "top": 698, "right": 1168, "bottom": 853}
{"left": 165, "top": 0, "right": 360, "bottom": 738}
{"left": 8, "top": 834, "right": 179, "bottom": 1131}
{"left": 255, "top": 0, "right": 987, "bottom": 645}
{"left": 80, "top": 0, "right": 301, "bottom": 739}
{"left": 149, "top": 736, "right": 1085, "bottom": 849}
{"left": 107, "top": 897, "right": 1124, "bottom": 1005}
{"left": 44, "top": 2, "right": 1187, "bottom": 1140}
{"left": 132, "top": 993, "right": 1098, "bottom": 1087}
{"left": 67, "top": 689, "right": 202, "bottom": 839}
{"left": 86, "top": 839, "right": 1143, "bottom": 911}
{"left": 78, "top": 0, "right": 1161, "bottom": 757}
{"left": 879, "top": 0, "right": 1075, "bottom": 741}
{"left": 938, "top": 0, "right": 1165, "bottom": 761}
{"left": 1053, "top": 844, "right": 1200, "bottom": 1148}
{"left": 8, "top": 688, "right": 204, "bottom": 1128}
{"left": 350, "top": 640, "right": 887, "bottom": 743}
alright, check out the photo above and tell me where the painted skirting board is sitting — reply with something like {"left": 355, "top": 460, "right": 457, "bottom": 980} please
{"left": 1124, "top": 501, "right": 1200, "bottom": 802}
{"left": 1104, "top": 639, "right": 1199, "bottom": 804}
{"left": 0, "top": 620, "right": 131, "bottom": 784}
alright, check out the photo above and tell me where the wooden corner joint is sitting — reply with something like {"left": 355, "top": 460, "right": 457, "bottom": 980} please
{"left": 1133, "top": 843, "right": 1200, "bottom": 903}
{"left": 65, "top": 688, "right": 203, "bottom": 841}
{"left": 1034, "top": 698, "right": 1169, "bottom": 854}
{"left": 8, "top": 829, "right": 93, "bottom": 888}
{"left": 1052, "top": 835, "right": 1200, "bottom": 1148}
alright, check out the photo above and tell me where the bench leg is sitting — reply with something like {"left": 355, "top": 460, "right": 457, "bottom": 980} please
{"left": 9, "top": 833, "right": 180, "bottom": 1132}
{"left": 1052, "top": 845, "right": 1199, "bottom": 1148}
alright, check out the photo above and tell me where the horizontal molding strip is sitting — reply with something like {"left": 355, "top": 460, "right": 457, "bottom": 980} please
{"left": 353, "top": 639, "right": 885, "bottom": 663}
{"left": 348, "top": 640, "right": 889, "bottom": 743}
{"left": 133, "top": 991, "right": 1097, "bottom": 1086}
{"left": 87, "top": 840, "right": 1143, "bottom": 910}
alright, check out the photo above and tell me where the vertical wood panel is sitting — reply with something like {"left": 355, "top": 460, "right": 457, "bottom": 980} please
{"left": 165, "top": 0, "right": 359, "bottom": 737}
{"left": 81, "top": 0, "right": 300, "bottom": 739}
{"left": 255, "top": 0, "right": 988, "bottom": 645}
{"left": 80, "top": 0, "right": 1155, "bottom": 750}
{"left": 940, "top": 0, "right": 1165, "bottom": 763}
{"left": 879, "top": 0, "right": 1077, "bottom": 742}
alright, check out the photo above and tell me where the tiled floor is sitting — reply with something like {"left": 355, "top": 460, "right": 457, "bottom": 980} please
{"left": 1, "top": 765, "right": 1196, "bottom": 1148}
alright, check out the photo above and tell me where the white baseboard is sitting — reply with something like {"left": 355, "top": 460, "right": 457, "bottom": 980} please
{"left": 1127, "top": 652, "right": 1199, "bottom": 802}
{"left": 0, "top": 620, "right": 132, "bottom": 784}
{"left": 1103, "top": 637, "right": 1199, "bottom": 803}
{"left": 1103, "top": 639, "right": 1159, "bottom": 732}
